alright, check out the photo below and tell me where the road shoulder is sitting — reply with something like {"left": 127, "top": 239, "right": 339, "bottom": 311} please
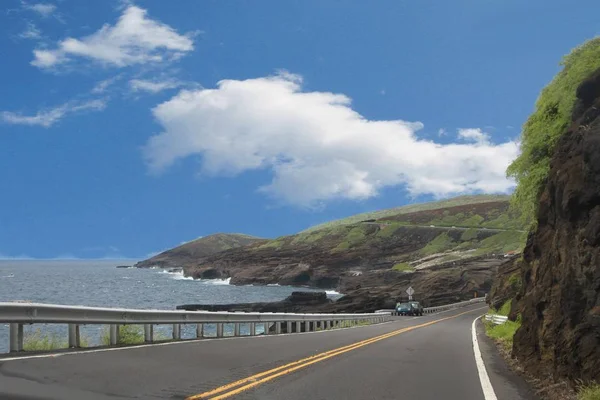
{"left": 476, "top": 318, "right": 539, "bottom": 400}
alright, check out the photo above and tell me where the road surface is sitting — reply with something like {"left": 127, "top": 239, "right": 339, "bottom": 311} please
{"left": 0, "top": 304, "right": 536, "bottom": 399}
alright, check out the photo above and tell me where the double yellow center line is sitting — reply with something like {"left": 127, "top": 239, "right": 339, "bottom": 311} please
{"left": 186, "top": 307, "right": 483, "bottom": 399}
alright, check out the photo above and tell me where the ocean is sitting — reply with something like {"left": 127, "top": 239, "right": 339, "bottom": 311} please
{"left": 0, "top": 260, "right": 341, "bottom": 353}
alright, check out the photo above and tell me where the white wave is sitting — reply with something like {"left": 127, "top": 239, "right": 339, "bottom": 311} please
{"left": 267, "top": 283, "right": 280, "bottom": 287}
{"left": 172, "top": 274, "right": 194, "bottom": 281}
{"left": 325, "top": 290, "right": 343, "bottom": 296}
{"left": 200, "top": 277, "right": 231, "bottom": 285}
{"left": 1, "top": 274, "right": 14, "bottom": 278}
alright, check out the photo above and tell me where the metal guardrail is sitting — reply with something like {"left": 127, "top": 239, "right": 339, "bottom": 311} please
{"left": 0, "top": 302, "right": 391, "bottom": 353}
{"left": 484, "top": 314, "right": 508, "bottom": 325}
{"left": 375, "top": 297, "right": 486, "bottom": 316}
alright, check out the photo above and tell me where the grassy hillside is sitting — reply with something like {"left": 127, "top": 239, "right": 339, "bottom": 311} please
{"left": 507, "top": 37, "right": 600, "bottom": 227}
{"left": 135, "top": 233, "right": 264, "bottom": 268}
{"left": 302, "top": 194, "right": 510, "bottom": 233}
{"left": 249, "top": 196, "right": 527, "bottom": 267}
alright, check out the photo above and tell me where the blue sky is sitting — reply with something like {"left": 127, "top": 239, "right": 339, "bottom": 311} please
{"left": 0, "top": 0, "right": 598, "bottom": 259}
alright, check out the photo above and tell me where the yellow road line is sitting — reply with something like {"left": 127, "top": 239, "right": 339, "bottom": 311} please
{"left": 187, "top": 329, "right": 405, "bottom": 399}
{"left": 186, "top": 307, "right": 484, "bottom": 400}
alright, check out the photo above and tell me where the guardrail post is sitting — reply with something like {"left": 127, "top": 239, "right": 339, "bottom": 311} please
{"left": 275, "top": 322, "right": 282, "bottom": 334}
{"left": 295, "top": 321, "right": 301, "bottom": 333}
{"left": 9, "top": 323, "right": 23, "bottom": 352}
{"left": 286, "top": 321, "right": 292, "bottom": 334}
{"left": 263, "top": 322, "right": 269, "bottom": 335}
{"left": 196, "top": 323, "right": 204, "bottom": 338}
{"left": 144, "top": 324, "right": 153, "bottom": 343}
{"left": 216, "top": 323, "right": 224, "bottom": 338}
{"left": 173, "top": 324, "right": 181, "bottom": 340}
{"left": 110, "top": 324, "right": 119, "bottom": 345}
{"left": 249, "top": 322, "right": 256, "bottom": 336}
{"left": 68, "top": 324, "right": 80, "bottom": 348}
{"left": 234, "top": 323, "right": 240, "bottom": 336}
{"left": 326, "top": 320, "right": 331, "bottom": 330}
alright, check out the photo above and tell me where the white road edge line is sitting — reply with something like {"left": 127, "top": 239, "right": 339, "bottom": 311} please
{"left": 472, "top": 315, "right": 498, "bottom": 400}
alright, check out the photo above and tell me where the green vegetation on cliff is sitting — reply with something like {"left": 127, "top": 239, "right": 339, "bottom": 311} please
{"left": 578, "top": 384, "right": 600, "bottom": 400}
{"left": 485, "top": 300, "right": 521, "bottom": 352}
{"left": 302, "top": 195, "right": 510, "bottom": 233}
{"left": 392, "top": 262, "right": 414, "bottom": 272}
{"left": 247, "top": 197, "right": 526, "bottom": 263}
{"left": 507, "top": 37, "right": 600, "bottom": 227}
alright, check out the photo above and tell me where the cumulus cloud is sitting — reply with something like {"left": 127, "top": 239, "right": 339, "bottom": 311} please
{"left": 31, "top": 5, "right": 195, "bottom": 69}
{"left": 129, "top": 78, "right": 182, "bottom": 93}
{"left": 1, "top": 99, "right": 107, "bottom": 127}
{"left": 457, "top": 128, "right": 490, "bottom": 144}
{"left": 143, "top": 73, "right": 519, "bottom": 207}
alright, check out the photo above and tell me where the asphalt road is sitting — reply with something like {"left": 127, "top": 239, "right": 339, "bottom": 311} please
{"left": 0, "top": 304, "right": 535, "bottom": 400}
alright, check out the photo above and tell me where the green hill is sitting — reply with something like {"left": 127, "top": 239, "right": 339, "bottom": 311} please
{"left": 302, "top": 194, "right": 511, "bottom": 233}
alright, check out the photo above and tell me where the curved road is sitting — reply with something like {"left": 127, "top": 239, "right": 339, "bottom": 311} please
{"left": 0, "top": 304, "right": 536, "bottom": 400}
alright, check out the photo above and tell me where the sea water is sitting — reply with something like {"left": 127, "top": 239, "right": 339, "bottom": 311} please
{"left": 0, "top": 260, "right": 341, "bottom": 353}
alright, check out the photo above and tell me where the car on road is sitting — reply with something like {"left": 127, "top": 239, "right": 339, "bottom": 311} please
{"left": 396, "top": 302, "right": 415, "bottom": 316}
{"left": 409, "top": 301, "right": 424, "bottom": 316}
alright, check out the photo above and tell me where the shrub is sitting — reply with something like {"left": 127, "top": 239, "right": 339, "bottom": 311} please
{"left": 24, "top": 328, "right": 89, "bottom": 351}
{"left": 101, "top": 325, "right": 145, "bottom": 346}
{"left": 497, "top": 299, "right": 512, "bottom": 316}
{"left": 485, "top": 318, "right": 521, "bottom": 352}
{"left": 507, "top": 37, "right": 600, "bottom": 228}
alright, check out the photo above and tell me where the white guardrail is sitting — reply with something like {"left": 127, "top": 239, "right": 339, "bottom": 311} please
{"left": 0, "top": 302, "right": 390, "bottom": 353}
{"left": 375, "top": 297, "right": 486, "bottom": 316}
{"left": 484, "top": 314, "right": 508, "bottom": 325}
{"left": 0, "top": 297, "right": 487, "bottom": 353}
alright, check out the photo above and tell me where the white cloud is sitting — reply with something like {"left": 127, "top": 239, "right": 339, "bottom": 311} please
{"left": 22, "top": 2, "right": 57, "bottom": 17}
{"left": 143, "top": 73, "right": 519, "bottom": 207}
{"left": 129, "top": 78, "right": 182, "bottom": 93}
{"left": 438, "top": 128, "right": 447, "bottom": 136}
{"left": 18, "top": 21, "right": 42, "bottom": 40}
{"left": 31, "top": 5, "right": 195, "bottom": 69}
{"left": 91, "top": 75, "right": 122, "bottom": 93}
{"left": 1, "top": 99, "right": 107, "bottom": 127}
{"left": 457, "top": 128, "right": 490, "bottom": 144}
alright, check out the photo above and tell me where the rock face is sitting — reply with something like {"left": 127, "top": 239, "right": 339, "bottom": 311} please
{"left": 487, "top": 256, "right": 522, "bottom": 311}
{"left": 512, "top": 69, "right": 600, "bottom": 383}
{"left": 177, "top": 291, "right": 332, "bottom": 312}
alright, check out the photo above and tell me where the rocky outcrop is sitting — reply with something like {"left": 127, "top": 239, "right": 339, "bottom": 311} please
{"left": 135, "top": 233, "right": 264, "bottom": 269}
{"left": 177, "top": 291, "right": 332, "bottom": 312}
{"left": 512, "top": 69, "right": 600, "bottom": 383}
{"left": 487, "top": 256, "right": 522, "bottom": 311}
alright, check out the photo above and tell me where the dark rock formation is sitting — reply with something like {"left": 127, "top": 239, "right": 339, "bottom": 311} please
{"left": 135, "top": 233, "right": 264, "bottom": 269}
{"left": 178, "top": 256, "right": 503, "bottom": 314}
{"left": 177, "top": 291, "right": 332, "bottom": 312}
{"left": 513, "top": 69, "right": 600, "bottom": 383}
{"left": 486, "top": 255, "right": 522, "bottom": 311}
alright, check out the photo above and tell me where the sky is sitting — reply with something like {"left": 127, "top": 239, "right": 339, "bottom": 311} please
{"left": 0, "top": 0, "right": 598, "bottom": 260}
